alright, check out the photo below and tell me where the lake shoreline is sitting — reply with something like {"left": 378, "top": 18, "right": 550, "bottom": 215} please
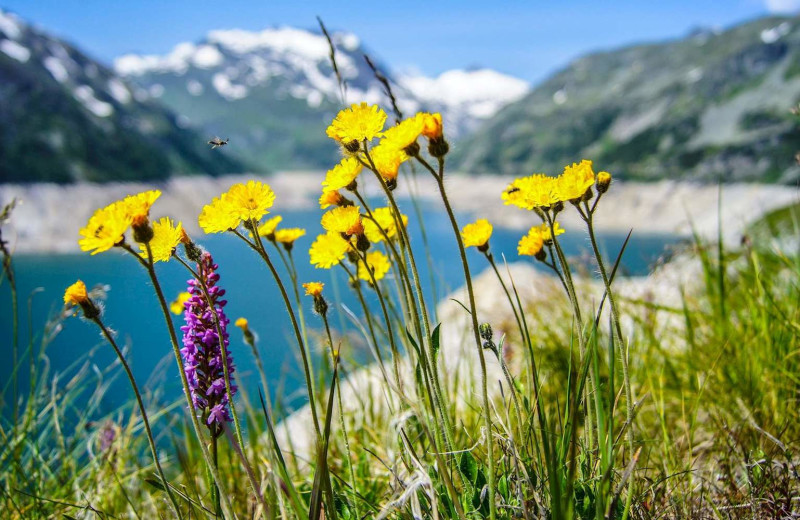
{"left": 1, "top": 172, "right": 797, "bottom": 254}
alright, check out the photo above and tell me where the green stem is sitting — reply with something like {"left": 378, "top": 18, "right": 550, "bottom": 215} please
{"left": 430, "top": 158, "right": 497, "bottom": 520}
{"left": 582, "top": 202, "right": 635, "bottom": 518}
{"left": 235, "top": 227, "right": 322, "bottom": 440}
{"left": 321, "top": 315, "right": 360, "bottom": 520}
{"left": 339, "top": 262, "right": 398, "bottom": 396}
{"left": 124, "top": 244, "right": 237, "bottom": 518}
{"left": 360, "top": 148, "right": 454, "bottom": 449}
{"left": 173, "top": 254, "right": 268, "bottom": 514}
{"left": 91, "top": 315, "right": 184, "bottom": 519}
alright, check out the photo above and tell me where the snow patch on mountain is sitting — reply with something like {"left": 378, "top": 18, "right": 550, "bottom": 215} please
{"left": 399, "top": 69, "right": 529, "bottom": 120}
{"left": 116, "top": 42, "right": 224, "bottom": 76}
{"left": 0, "top": 9, "right": 22, "bottom": 40}
{"left": 760, "top": 21, "right": 792, "bottom": 43}
{"left": 212, "top": 73, "right": 247, "bottom": 100}
{"left": 208, "top": 27, "right": 331, "bottom": 60}
{"left": 73, "top": 85, "right": 114, "bottom": 117}
{"left": 0, "top": 38, "right": 29, "bottom": 62}
{"left": 107, "top": 78, "right": 132, "bottom": 104}
{"left": 43, "top": 55, "right": 69, "bottom": 82}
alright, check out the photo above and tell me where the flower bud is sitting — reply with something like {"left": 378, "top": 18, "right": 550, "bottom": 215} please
{"left": 132, "top": 214, "right": 154, "bottom": 244}
{"left": 355, "top": 233, "right": 371, "bottom": 252}
{"left": 313, "top": 295, "right": 328, "bottom": 317}
{"left": 428, "top": 137, "right": 449, "bottom": 158}
{"left": 479, "top": 323, "right": 493, "bottom": 342}
{"left": 596, "top": 171, "right": 612, "bottom": 193}
{"left": 535, "top": 249, "right": 547, "bottom": 262}
{"left": 403, "top": 141, "right": 420, "bottom": 157}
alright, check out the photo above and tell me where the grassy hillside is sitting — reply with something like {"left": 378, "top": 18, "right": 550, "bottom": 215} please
{"left": 453, "top": 15, "right": 800, "bottom": 183}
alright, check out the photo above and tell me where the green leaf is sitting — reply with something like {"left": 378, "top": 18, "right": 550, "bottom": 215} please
{"left": 431, "top": 323, "right": 442, "bottom": 361}
{"left": 458, "top": 451, "right": 478, "bottom": 485}
{"left": 144, "top": 477, "right": 166, "bottom": 491}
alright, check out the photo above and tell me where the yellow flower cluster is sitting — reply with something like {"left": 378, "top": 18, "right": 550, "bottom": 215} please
{"left": 170, "top": 291, "right": 191, "bottom": 315}
{"left": 363, "top": 207, "right": 408, "bottom": 244}
{"left": 141, "top": 217, "right": 183, "bottom": 263}
{"left": 63, "top": 280, "right": 88, "bottom": 305}
{"left": 303, "top": 281, "right": 324, "bottom": 297}
{"left": 78, "top": 189, "right": 167, "bottom": 255}
{"left": 517, "top": 222, "right": 565, "bottom": 257}
{"left": 502, "top": 160, "right": 611, "bottom": 211}
{"left": 257, "top": 215, "right": 283, "bottom": 238}
{"left": 326, "top": 102, "right": 387, "bottom": 150}
{"left": 321, "top": 206, "right": 364, "bottom": 237}
{"left": 461, "top": 219, "right": 493, "bottom": 250}
{"left": 199, "top": 180, "right": 275, "bottom": 234}
{"left": 357, "top": 251, "right": 391, "bottom": 282}
{"left": 323, "top": 157, "right": 362, "bottom": 192}
{"left": 309, "top": 232, "right": 351, "bottom": 269}
{"left": 275, "top": 228, "right": 306, "bottom": 245}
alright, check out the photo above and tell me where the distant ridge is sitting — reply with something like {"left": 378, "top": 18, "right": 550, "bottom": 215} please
{"left": 0, "top": 9, "right": 244, "bottom": 183}
{"left": 452, "top": 15, "right": 800, "bottom": 183}
{"left": 114, "top": 26, "right": 529, "bottom": 170}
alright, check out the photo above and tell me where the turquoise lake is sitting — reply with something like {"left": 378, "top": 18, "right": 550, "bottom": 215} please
{"left": 0, "top": 202, "right": 682, "bottom": 416}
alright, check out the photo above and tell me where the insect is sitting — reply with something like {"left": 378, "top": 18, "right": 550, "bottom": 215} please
{"left": 207, "top": 137, "right": 229, "bottom": 149}
{"left": 505, "top": 187, "right": 520, "bottom": 195}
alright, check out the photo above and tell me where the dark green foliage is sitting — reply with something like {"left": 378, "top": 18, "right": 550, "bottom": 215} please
{"left": 0, "top": 20, "right": 244, "bottom": 184}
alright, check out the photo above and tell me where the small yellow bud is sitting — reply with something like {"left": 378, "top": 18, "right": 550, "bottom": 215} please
{"left": 596, "top": 171, "right": 612, "bottom": 193}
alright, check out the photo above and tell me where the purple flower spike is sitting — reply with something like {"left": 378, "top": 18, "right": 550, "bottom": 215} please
{"left": 180, "top": 252, "right": 236, "bottom": 434}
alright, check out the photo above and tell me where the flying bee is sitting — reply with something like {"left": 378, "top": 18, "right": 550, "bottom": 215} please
{"left": 207, "top": 137, "right": 229, "bottom": 149}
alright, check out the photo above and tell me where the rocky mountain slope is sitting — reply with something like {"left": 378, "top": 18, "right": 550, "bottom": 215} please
{"left": 452, "top": 15, "right": 800, "bottom": 183}
{"left": 114, "top": 28, "right": 529, "bottom": 170}
{"left": 0, "top": 9, "right": 243, "bottom": 183}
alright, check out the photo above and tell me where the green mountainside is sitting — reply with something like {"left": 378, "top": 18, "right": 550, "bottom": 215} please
{"left": 0, "top": 9, "right": 243, "bottom": 184}
{"left": 453, "top": 15, "right": 800, "bottom": 183}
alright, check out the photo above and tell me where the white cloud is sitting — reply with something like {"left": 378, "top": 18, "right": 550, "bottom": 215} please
{"left": 764, "top": 0, "right": 800, "bottom": 13}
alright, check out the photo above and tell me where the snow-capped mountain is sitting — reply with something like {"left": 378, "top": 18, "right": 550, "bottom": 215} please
{"left": 0, "top": 9, "right": 242, "bottom": 183}
{"left": 114, "top": 27, "right": 529, "bottom": 169}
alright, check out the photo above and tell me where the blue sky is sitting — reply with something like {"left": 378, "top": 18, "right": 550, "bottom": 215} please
{"left": 2, "top": 0, "right": 798, "bottom": 83}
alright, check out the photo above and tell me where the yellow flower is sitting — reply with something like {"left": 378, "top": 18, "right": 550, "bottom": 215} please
{"left": 234, "top": 317, "right": 249, "bottom": 330}
{"left": 518, "top": 227, "right": 545, "bottom": 257}
{"left": 257, "top": 215, "right": 283, "bottom": 238}
{"left": 198, "top": 195, "right": 239, "bottom": 234}
{"left": 122, "top": 190, "right": 161, "bottom": 219}
{"left": 461, "top": 219, "right": 493, "bottom": 249}
{"left": 275, "top": 228, "right": 306, "bottom": 244}
{"left": 326, "top": 102, "right": 387, "bottom": 147}
{"left": 357, "top": 251, "right": 391, "bottom": 282}
{"left": 368, "top": 142, "right": 407, "bottom": 183}
{"left": 78, "top": 201, "right": 132, "bottom": 254}
{"left": 596, "top": 171, "right": 612, "bottom": 193}
{"left": 321, "top": 206, "right": 363, "bottom": 236}
{"left": 319, "top": 190, "right": 343, "bottom": 209}
{"left": 309, "top": 232, "right": 351, "bottom": 269}
{"left": 557, "top": 160, "right": 595, "bottom": 202}
{"left": 541, "top": 222, "right": 565, "bottom": 241}
{"left": 170, "top": 291, "right": 191, "bottom": 315}
{"left": 139, "top": 217, "right": 182, "bottom": 262}
{"left": 303, "top": 282, "right": 324, "bottom": 297}
{"left": 502, "top": 174, "right": 559, "bottom": 210}
{"left": 322, "top": 157, "right": 362, "bottom": 192}
{"left": 363, "top": 207, "right": 407, "bottom": 243}
{"left": 64, "top": 280, "right": 88, "bottom": 305}
{"left": 382, "top": 113, "right": 425, "bottom": 151}
{"left": 225, "top": 180, "right": 276, "bottom": 223}
{"left": 421, "top": 113, "right": 443, "bottom": 139}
